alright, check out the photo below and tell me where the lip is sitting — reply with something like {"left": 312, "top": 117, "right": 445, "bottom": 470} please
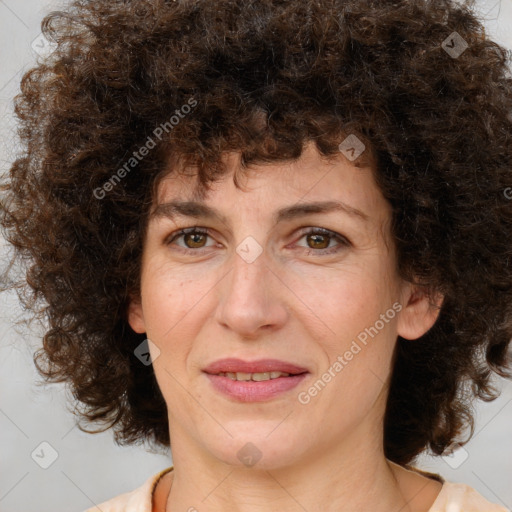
{"left": 205, "top": 373, "right": 308, "bottom": 402}
{"left": 202, "top": 358, "right": 309, "bottom": 403}
{"left": 202, "top": 358, "right": 309, "bottom": 375}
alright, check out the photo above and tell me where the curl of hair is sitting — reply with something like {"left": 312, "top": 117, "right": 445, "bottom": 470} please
{"left": 1, "top": 0, "right": 512, "bottom": 464}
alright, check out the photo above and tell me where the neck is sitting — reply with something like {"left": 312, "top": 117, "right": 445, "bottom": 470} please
{"left": 164, "top": 430, "right": 417, "bottom": 512}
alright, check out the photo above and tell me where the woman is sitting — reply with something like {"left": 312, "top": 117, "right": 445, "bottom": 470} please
{"left": 1, "top": 0, "right": 511, "bottom": 511}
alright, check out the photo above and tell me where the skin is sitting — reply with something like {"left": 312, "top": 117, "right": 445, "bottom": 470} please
{"left": 128, "top": 142, "right": 444, "bottom": 512}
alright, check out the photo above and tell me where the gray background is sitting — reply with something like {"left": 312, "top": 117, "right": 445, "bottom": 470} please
{"left": 1, "top": 1, "right": 511, "bottom": 511}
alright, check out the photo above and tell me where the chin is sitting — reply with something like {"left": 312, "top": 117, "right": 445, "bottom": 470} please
{"left": 202, "top": 427, "right": 304, "bottom": 471}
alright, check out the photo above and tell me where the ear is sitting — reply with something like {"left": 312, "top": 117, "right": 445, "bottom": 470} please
{"left": 396, "top": 284, "right": 444, "bottom": 340}
{"left": 127, "top": 296, "right": 146, "bottom": 334}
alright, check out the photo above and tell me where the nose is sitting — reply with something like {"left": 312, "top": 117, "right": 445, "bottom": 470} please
{"left": 214, "top": 241, "right": 288, "bottom": 339}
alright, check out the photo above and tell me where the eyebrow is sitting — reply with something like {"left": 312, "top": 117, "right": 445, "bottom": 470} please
{"left": 151, "top": 200, "right": 370, "bottom": 227}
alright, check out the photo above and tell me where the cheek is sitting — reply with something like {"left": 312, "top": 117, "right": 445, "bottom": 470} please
{"left": 297, "top": 269, "right": 399, "bottom": 397}
{"left": 141, "top": 264, "right": 211, "bottom": 339}
{"left": 288, "top": 263, "right": 396, "bottom": 342}
{"left": 303, "top": 285, "right": 398, "bottom": 420}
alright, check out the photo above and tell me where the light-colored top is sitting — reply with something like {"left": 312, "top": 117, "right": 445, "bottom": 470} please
{"left": 84, "top": 465, "right": 510, "bottom": 512}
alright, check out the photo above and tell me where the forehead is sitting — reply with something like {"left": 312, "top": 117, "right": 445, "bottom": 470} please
{"left": 151, "top": 143, "right": 390, "bottom": 228}
{"left": 154, "top": 143, "right": 380, "bottom": 207}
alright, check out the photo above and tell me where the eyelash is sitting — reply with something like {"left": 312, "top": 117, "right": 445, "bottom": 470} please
{"left": 165, "top": 227, "right": 351, "bottom": 256}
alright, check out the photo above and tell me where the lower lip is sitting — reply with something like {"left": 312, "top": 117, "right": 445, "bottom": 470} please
{"left": 204, "top": 373, "right": 308, "bottom": 402}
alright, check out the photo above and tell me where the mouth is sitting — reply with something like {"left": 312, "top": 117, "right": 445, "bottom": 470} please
{"left": 202, "top": 358, "right": 309, "bottom": 402}
{"left": 213, "top": 370, "right": 300, "bottom": 381}
{"left": 202, "top": 358, "right": 309, "bottom": 378}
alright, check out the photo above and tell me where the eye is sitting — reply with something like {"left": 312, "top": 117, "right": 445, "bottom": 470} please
{"left": 294, "top": 227, "right": 351, "bottom": 255}
{"left": 165, "top": 227, "right": 217, "bottom": 252}
{"left": 165, "top": 226, "right": 351, "bottom": 256}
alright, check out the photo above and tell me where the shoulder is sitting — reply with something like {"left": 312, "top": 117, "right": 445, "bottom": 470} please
{"left": 402, "top": 463, "right": 509, "bottom": 512}
{"left": 428, "top": 481, "right": 510, "bottom": 512}
{"left": 82, "top": 466, "right": 174, "bottom": 512}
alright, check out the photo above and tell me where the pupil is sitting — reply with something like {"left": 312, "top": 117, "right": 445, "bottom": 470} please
{"left": 186, "top": 233, "right": 205, "bottom": 248}
{"left": 309, "top": 234, "right": 328, "bottom": 249}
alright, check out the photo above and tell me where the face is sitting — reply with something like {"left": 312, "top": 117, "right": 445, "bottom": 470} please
{"left": 128, "top": 142, "right": 440, "bottom": 470}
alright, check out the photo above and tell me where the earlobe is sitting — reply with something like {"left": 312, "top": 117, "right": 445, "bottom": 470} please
{"left": 127, "top": 297, "right": 146, "bottom": 334}
{"left": 397, "top": 285, "right": 444, "bottom": 341}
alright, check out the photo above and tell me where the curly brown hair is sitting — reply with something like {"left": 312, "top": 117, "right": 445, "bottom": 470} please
{"left": 1, "top": 0, "right": 512, "bottom": 466}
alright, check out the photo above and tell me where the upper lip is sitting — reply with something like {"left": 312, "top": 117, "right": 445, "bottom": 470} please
{"left": 203, "top": 358, "right": 309, "bottom": 375}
